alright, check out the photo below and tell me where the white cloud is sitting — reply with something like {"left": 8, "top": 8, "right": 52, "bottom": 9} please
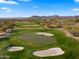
{"left": 0, "top": 7, "right": 11, "bottom": 12}
{"left": 6, "top": 9, "right": 11, "bottom": 12}
{"left": 74, "top": 0, "right": 79, "bottom": 2}
{"left": 0, "top": 0, "right": 18, "bottom": 5}
{"left": 19, "top": 0, "right": 31, "bottom": 2}
{"left": 33, "top": 6, "right": 39, "bottom": 9}
{"left": 72, "top": 8, "right": 79, "bottom": 11}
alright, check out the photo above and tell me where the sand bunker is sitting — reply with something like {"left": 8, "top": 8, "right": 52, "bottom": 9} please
{"left": 36, "top": 32, "right": 54, "bottom": 36}
{"left": 0, "top": 32, "right": 7, "bottom": 38}
{"left": 0, "top": 32, "right": 6, "bottom": 36}
{"left": 0, "top": 35, "right": 7, "bottom": 38}
{"left": 8, "top": 46, "right": 24, "bottom": 52}
{"left": 33, "top": 47, "right": 65, "bottom": 57}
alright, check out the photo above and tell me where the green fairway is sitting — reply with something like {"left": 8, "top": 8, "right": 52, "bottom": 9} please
{"left": 0, "top": 29, "right": 79, "bottom": 59}
{"left": 15, "top": 22, "right": 43, "bottom": 28}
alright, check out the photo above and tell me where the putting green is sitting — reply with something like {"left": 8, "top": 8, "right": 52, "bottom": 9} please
{"left": 19, "top": 33, "right": 57, "bottom": 47}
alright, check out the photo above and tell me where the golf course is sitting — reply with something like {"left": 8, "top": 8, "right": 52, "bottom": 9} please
{"left": 0, "top": 21, "right": 79, "bottom": 59}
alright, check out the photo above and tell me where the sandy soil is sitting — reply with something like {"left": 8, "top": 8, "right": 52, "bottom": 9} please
{"left": 8, "top": 46, "right": 24, "bottom": 52}
{"left": 59, "top": 29, "right": 79, "bottom": 41}
{"left": 0, "top": 32, "right": 6, "bottom": 36}
{"left": 36, "top": 32, "right": 54, "bottom": 36}
{"left": 33, "top": 47, "right": 65, "bottom": 57}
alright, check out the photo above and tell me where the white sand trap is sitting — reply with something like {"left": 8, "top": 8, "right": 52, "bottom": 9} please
{"left": 0, "top": 32, "right": 7, "bottom": 38}
{"left": 33, "top": 47, "right": 65, "bottom": 57}
{"left": 36, "top": 32, "right": 54, "bottom": 36}
{"left": 0, "top": 35, "right": 7, "bottom": 38}
{"left": 8, "top": 46, "right": 24, "bottom": 52}
{"left": 0, "top": 32, "right": 6, "bottom": 36}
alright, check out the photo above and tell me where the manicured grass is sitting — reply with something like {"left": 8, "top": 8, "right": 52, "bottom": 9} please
{"left": 16, "top": 22, "right": 38, "bottom": 25}
{"left": 19, "top": 33, "right": 57, "bottom": 48}
{"left": 15, "top": 22, "right": 43, "bottom": 29}
{"left": 16, "top": 25, "right": 43, "bottom": 28}
{"left": 0, "top": 29, "right": 79, "bottom": 59}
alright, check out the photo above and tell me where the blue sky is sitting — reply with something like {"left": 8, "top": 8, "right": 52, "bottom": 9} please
{"left": 0, "top": 0, "right": 79, "bottom": 17}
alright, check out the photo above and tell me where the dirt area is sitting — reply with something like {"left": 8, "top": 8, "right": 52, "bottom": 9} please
{"left": 0, "top": 32, "right": 6, "bottom": 36}
{"left": 59, "top": 29, "right": 79, "bottom": 41}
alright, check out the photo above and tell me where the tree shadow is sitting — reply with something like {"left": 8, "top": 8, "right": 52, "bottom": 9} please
{"left": 0, "top": 37, "right": 10, "bottom": 41}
